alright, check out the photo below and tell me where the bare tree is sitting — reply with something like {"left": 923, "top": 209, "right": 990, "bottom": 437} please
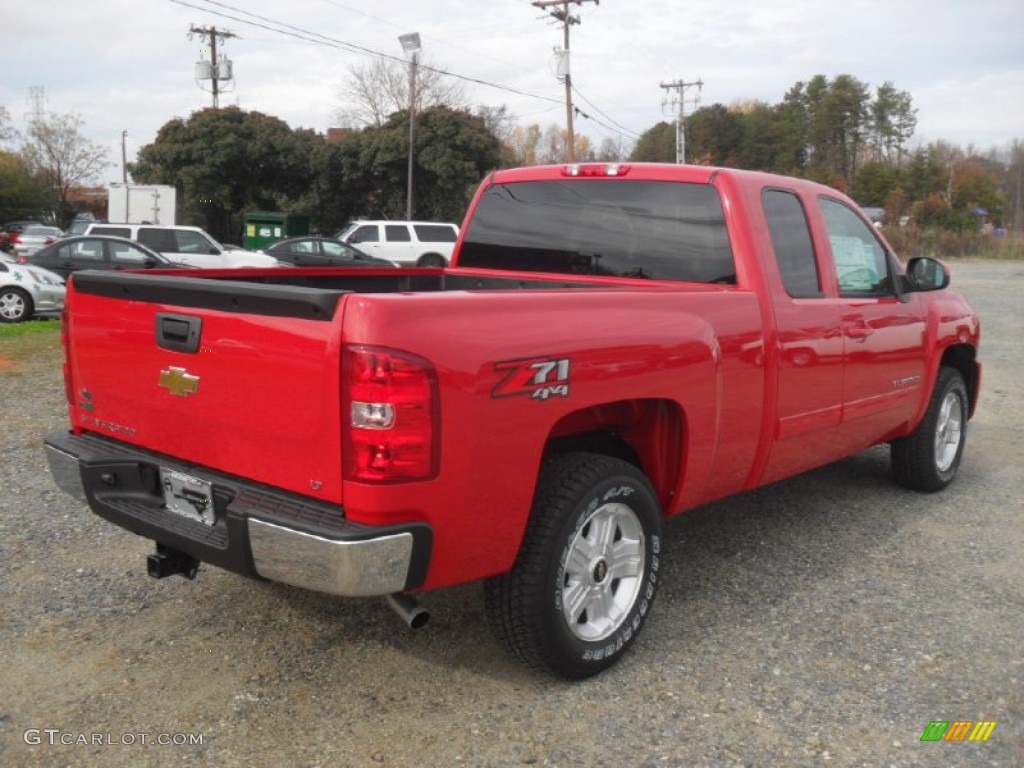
{"left": 334, "top": 57, "right": 467, "bottom": 128}
{"left": 21, "top": 111, "right": 109, "bottom": 224}
{"left": 0, "top": 106, "right": 16, "bottom": 144}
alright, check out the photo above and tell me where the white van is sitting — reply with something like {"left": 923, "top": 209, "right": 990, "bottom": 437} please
{"left": 336, "top": 221, "right": 459, "bottom": 267}
{"left": 83, "top": 224, "right": 279, "bottom": 268}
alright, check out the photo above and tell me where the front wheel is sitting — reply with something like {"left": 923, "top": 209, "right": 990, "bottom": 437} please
{"left": 891, "top": 367, "right": 969, "bottom": 492}
{"left": 485, "top": 453, "right": 662, "bottom": 679}
{"left": 0, "top": 287, "right": 33, "bottom": 323}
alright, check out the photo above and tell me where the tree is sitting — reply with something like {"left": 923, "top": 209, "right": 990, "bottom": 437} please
{"left": 686, "top": 104, "right": 743, "bottom": 166}
{"left": 132, "top": 107, "right": 323, "bottom": 241}
{"left": 630, "top": 122, "right": 675, "bottom": 162}
{"left": 0, "top": 106, "right": 16, "bottom": 144}
{"left": 0, "top": 151, "right": 53, "bottom": 223}
{"left": 337, "top": 106, "right": 501, "bottom": 222}
{"left": 871, "top": 82, "right": 916, "bottom": 166}
{"left": 21, "top": 111, "right": 109, "bottom": 227}
{"left": 334, "top": 57, "right": 467, "bottom": 129}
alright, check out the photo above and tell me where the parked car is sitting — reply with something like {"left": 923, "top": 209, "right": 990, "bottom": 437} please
{"left": 0, "top": 256, "right": 65, "bottom": 322}
{"left": 1, "top": 220, "right": 43, "bottom": 252}
{"left": 335, "top": 220, "right": 459, "bottom": 267}
{"left": 24, "top": 236, "right": 185, "bottom": 280}
{"left": 9, "top": 225, "right": 63, "bottom": 259}
{"left": 265, "top": 236, "right": 399, "bottom": 268}
{"left": 83, "top": 224, "right": 279, "bottom": 268}
{"left": 63, "top": 217, "right": 100, "bottom": 238}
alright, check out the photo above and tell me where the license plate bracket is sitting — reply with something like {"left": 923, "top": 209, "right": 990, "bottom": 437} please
{"left": 160, "top": 469, "right": 215, "bottom": 526}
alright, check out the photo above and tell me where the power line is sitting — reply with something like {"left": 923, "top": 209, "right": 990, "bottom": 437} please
{"left": 169, "top": 0, "right": 563, "bottom": 106}
{"left": 172, "top": 0, "right": 641, "bottom": 146}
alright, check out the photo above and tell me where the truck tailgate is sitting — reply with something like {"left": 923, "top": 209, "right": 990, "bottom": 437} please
{"left": 64, "top": 272, "right": 346, "bottom": 503}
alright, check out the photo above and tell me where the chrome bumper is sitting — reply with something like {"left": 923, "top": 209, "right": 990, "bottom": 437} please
{"left": 44, "top": 436, "right": 429, "bottom": 597}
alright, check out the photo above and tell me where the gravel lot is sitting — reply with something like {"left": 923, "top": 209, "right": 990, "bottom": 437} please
{"left": 1, "top": 260, "right": 1021, "bottom": 767}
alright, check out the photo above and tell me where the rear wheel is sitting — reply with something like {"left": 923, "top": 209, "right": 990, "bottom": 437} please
{"left": 417, "top": 253, "right": 447, "bottom": 268}
{"left": 891, "top": 367, "right": 968, "bottom": 492}
{"left": 485, "top": 452, "right": 662, "bottom": 679}
{"left": 0, "top": 287, "right": 33, "bottom": 323}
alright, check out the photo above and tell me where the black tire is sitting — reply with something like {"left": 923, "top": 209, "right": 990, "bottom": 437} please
{"left": 417, "top": 253, "right": 447, "bottom": 268}
{"left": 485, "top": 452, "right": 662, "bottom": 679}
{"left": 0, "top": 287, "right": 33, "bottom": 323}
{"left": 891, "top": 367, "right": 968, "bottom": 492}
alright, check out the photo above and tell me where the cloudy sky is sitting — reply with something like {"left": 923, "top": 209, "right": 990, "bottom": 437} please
{"left": 4, "top": 0, "right": 1022, "bottom": 183}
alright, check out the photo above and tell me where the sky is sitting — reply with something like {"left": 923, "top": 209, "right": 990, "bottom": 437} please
{"left": 3, "top": 0, "right": 1023, "bottom": 184}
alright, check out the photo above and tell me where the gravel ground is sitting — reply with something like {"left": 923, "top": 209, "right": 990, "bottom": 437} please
{"left": 1, "top": 260, "right": 1021, "bottom": 767}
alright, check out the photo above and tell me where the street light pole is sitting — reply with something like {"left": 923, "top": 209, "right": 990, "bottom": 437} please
{"left": 399, "top": 33, "right": 421, "bottom": 221}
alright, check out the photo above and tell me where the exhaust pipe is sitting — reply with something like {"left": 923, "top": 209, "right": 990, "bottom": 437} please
{"left": 386, "top": 593, "right": 430, "bottom": 629}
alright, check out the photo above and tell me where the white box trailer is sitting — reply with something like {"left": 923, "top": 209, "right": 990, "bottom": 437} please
{"left": 107, "top": 184, "right": 177, "bottom": 225}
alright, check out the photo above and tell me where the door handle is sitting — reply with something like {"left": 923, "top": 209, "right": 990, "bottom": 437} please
{"left": 847, "top": 324, "right": 874, "bottom": 342}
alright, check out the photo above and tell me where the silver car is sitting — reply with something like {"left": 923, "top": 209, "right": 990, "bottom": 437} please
{"left": 10, "top": 225, "right": 63, "bottom": 259}
{"left": 0, "top": 254, "right": 66, "bottom": 322}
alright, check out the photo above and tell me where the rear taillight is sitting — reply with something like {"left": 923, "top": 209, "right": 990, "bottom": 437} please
{"left": 61, "top": 305, "right": 74, "bottom": 409}
{"left": 343, "top": 345, "right": 439, "bottom": 483}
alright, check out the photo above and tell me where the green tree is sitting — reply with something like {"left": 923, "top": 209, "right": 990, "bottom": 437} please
{"left": 686, "top": 104, "right": 743, "bottom": 166}
{"left": 133, "top": 107, "right": 324, "bottom": 241}
{"left": 630, "top": 122, "right": 675, "bottom": 162}
{"left": 335, "top": 106, "right": 501, "bottom": 222}
{"left": 871, "top": 81, "right": 916, "bottom": 166}
{"left": 0, "top": 151, "right": 53, "bottom": 223}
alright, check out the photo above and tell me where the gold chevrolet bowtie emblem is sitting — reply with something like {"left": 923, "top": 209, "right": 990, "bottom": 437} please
{"left": 159, "top": 366, "right": 200, "bottom": 397}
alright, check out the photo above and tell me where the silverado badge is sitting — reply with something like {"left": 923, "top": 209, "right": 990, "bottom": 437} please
{"left": 159, "top": 366, "right": 200, "bottom": 397}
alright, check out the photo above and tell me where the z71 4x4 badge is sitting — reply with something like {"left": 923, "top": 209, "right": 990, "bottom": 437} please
{"left": 492, "top": 356, "right": 571, "bottom": 400}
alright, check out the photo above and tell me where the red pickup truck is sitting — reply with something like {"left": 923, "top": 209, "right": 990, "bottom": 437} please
{"left": 45, "top": 163, "right": 980, "bottom": 678}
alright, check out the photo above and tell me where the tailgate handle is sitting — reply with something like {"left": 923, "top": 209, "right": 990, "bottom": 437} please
{"left": 155, "top": 313, "right": 202, "bottom": 353}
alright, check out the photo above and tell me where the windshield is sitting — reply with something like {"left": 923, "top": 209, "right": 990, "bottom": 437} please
{"left": 458, "top": 179, "right": 735, "bottom": 283}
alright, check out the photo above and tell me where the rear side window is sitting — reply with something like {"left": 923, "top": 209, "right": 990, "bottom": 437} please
{"left": 350, "top": 225, "right": 378, "bottom": 243}
{"left": 384, "top": 225, "right": 411, "bottom": 242}
{"left": 137, "top": 228, "right": 177, "bottom": 253}
{"left": 413, "top": 224, "right": 457, "bottom": 243}
{"left": 90, "top": 226, "right": 131, "bottom": 238}
{"left": 458, "top": 180, "right": 735, "bottom": 283}
{"left": 763, "top": 189, "right": 822, "bottom": 298}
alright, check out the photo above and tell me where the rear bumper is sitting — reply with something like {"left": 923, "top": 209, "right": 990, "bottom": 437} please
{"left": 44, "top": 431, "right": 431, "bottom": 597}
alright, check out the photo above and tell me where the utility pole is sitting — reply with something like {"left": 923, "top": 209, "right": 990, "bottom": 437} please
{"left": 121, "top": 130, "right": 128, "bottom": 183}
{"left": 660, "top": 78, "right": 703, "bottom": 164}
{"left": 189, "top": 25, "right": 237, "bottom": 108}
{"left": 532, "top": 0, "right": 599, "bottom": 163}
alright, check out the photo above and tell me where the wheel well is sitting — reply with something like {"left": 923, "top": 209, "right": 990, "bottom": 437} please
{"left": 416, "top": 252, "right": 447, "bottom": 266}
{"left": 940, "top": 344, "right": 978, "bottom": 414}
{"left": 543, "top": 399, "right": 684, "bottom": 509}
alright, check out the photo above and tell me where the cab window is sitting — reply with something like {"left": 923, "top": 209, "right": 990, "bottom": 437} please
{"left": 763, "top": 189, "right": 822, "bottom": 298}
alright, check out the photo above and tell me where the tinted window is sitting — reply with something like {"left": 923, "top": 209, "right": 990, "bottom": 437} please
{"left": 819, "top": 197, "right": 891, "bottom": 296}
{"left": 137, "top": 228, "right": 177, "bottom": 253}
{"left": 763, "top": 189, "right": 822, "bottom": 298}
{"left": 413, "top": 224, "right": 457, "bottom": 242}
{"left": 458, "top": 180, "right": 735, "bottom": 283}
{"left": 351, "top": 225, "right": 378, "bottom": 243}
{"left": 384, "top": 225, "right": 411, "bottom": 242}
{"left": 90, "top": 226, "right": 131, "bottom": 238}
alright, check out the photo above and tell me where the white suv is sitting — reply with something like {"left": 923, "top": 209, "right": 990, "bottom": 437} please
{"left": 83, "top": 224, "right": 279, "bottom": 268}
{"left": 336, "top": 221, "right": 459, "bottom": 267}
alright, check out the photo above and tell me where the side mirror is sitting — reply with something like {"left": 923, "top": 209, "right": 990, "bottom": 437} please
{"left": 905, "top": 256, "right": 950, "bottom": 292}
{"left": 144, "top": 257, "right": 158, "bottom": 268}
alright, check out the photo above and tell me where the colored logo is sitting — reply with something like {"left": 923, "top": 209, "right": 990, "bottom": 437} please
{"left": 920, "top": 720, "right": 996, "bottom": 742}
